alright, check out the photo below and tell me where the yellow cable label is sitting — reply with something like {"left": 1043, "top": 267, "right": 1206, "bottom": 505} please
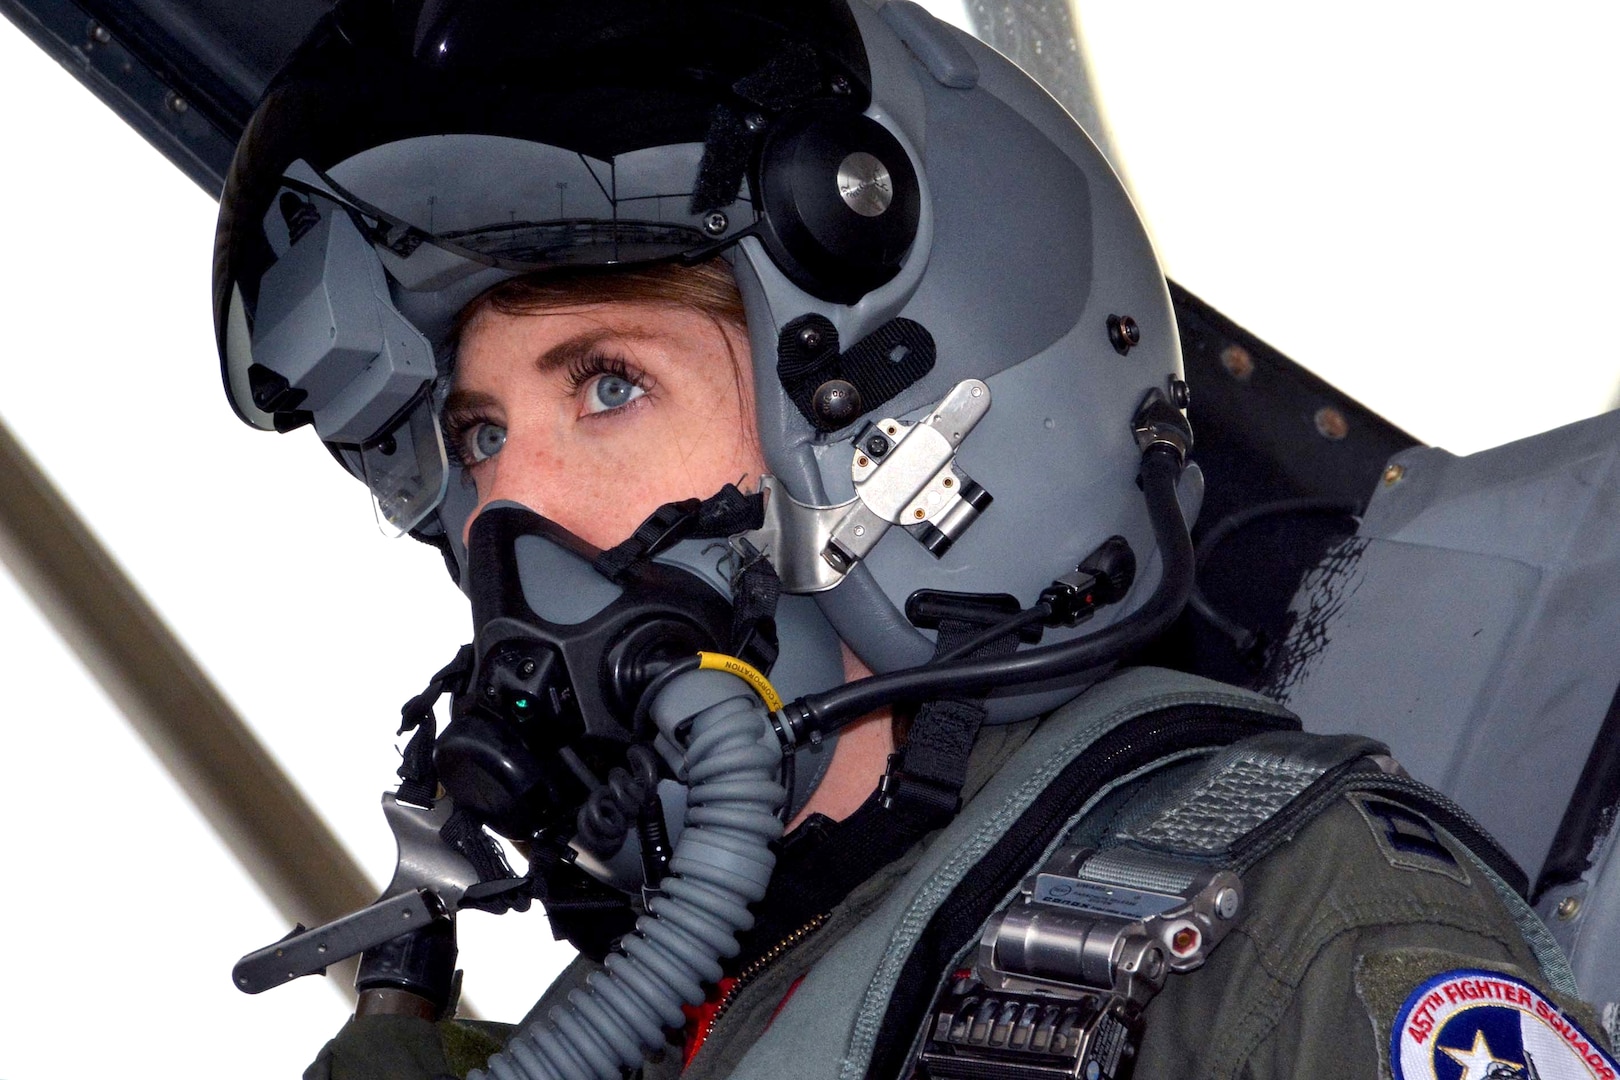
{"left": 697, "top": 652, "right": 784, "bottom": 713}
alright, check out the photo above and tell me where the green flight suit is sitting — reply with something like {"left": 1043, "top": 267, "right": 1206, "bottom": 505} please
{"left": 307, "top": 668, "right": 1600, "bottom": 1080}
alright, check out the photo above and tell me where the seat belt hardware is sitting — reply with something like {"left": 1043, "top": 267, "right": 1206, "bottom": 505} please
{"left": 980, "top": 847, "right": 1243, "bottom": 1002}
{"left": 913, "top": 847, "right": 1242, "bottom": 1080}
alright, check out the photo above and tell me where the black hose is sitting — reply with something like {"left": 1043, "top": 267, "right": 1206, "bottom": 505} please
{"left": 785, "top": 446, "right": 1194, "bottom": 740}
{"left": 1186, "top": 496, "right": 1360, "bottom": 654}
{"left": 930, "top": 604, "right": 1053, "bottom": 665}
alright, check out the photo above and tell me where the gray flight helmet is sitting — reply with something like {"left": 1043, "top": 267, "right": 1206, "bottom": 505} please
{"left": 213, "top": 0, "right": 1193, "bottom": 726}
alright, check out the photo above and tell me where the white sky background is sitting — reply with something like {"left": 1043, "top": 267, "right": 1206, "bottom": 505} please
{"left": 0, "top": 2, "right": 1615, "bottom": 1077}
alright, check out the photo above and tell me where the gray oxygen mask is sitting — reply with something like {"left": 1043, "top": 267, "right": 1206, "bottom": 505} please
{"left": 434, "top": 502, "right": 749, "bottom": 846}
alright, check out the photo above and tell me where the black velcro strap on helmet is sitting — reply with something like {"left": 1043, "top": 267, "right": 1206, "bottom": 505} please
{"left": 691, "top": 43, "right": 823, "bottom": 215}
{"left": 691, "top": 107, "right": 755, "bottom": 216}
{"left": 777, "top": 314, "right": 937, "bottom": 432}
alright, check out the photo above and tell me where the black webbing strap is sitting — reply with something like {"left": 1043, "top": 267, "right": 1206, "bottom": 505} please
{"left": 394, "top": 644, "right": 475, "bottom": 809}
{"left": 728, "top": 543, "right": 784, "bottom": 670}
{"left": 591, "top": 486, "right": 780, "bottom": 665}
{"left": 777, "top": 314, "right": 937, "bottom": 432}
{"left": 592, "top": 498, "right": 702, "bottom": 582}
{"left": 879, "top": 617, "right": 1022, "bottom": 819}
{"left": 440, "top": 807, "right": 512, "bottom": 882}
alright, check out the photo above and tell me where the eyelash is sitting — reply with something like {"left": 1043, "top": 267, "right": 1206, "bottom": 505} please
{"left": 441, "top": 404, "right": 494, "bottom": 472}
{"left": 563, "top": 353, "right": 653, "bottom": 404}
{"left": 440, "top": 353, "right": 654, "bottom": 472}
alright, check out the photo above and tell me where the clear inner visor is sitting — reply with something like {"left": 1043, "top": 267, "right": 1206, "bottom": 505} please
{"left": 360, "top": 396, "right": 450, "bottom": 536}
{"left": 321, "top": 135, "right": 751, "bottom": 284}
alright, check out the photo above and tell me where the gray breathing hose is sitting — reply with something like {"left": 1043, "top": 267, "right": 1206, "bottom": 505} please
{"left": 473, "top": 671, "right": 785, "bottom": 1080}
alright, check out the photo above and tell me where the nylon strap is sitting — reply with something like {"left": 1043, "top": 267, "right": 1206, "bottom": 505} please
{"left": 1115, "top": 731, "right": 1387, "bottom": 864}
{"left": 439, "top": 806, "right": 514, "bottom": 886}
{"left": 690, "top": 43, "right": 821, "bottom": 215}
{"left": 591, "top": 484, "right": 765, "bottom": 582}
{"left": 1071, "top": 728, "right": 1576, "bottom": 994}
{"left": 1060, "top": 732, "right": 1386, "bottom": 897}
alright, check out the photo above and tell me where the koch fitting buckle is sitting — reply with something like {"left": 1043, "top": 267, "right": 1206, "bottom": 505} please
{"left": 914, "top": 846, "right": 1242, "bottom": 1080}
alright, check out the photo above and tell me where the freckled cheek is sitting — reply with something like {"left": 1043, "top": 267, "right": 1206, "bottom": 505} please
{"left": 505, "top": 437, "right": 673, "bottom": 548}
{"left": 461, "top": 441, "right": 572, "bottom": 539}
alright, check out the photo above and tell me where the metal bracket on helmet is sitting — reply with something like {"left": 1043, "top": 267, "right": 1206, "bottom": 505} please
{"left": 1131, "top": 387, "right": 1193, "bottom": 465}
{"left": 743, "top": 379, "right": 992, "bottom": 593}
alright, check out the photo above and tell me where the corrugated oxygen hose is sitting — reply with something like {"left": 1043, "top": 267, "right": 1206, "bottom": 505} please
{"left": 473, "top": 679, "right": 784, "bottom": 1080}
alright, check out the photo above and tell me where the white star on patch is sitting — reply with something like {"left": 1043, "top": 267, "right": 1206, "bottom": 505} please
{"left": 1441, "top": 1031, "right": 1515, "bottom": 1080}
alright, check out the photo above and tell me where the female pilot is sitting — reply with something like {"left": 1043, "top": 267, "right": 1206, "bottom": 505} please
{"left": 213, "top": 2, "right": 1605, "bottom": 1078}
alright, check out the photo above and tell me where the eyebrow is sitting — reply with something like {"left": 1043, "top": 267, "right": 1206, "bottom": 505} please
{"left": 533, "top": 326, "right": 658, "bottom": 373}
{"left": 442, "top": 325, "right": 662, "bottom": 416}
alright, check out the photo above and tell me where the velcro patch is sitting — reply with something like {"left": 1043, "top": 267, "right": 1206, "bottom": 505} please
{"left": 1390, "top": 968, "right": 1618, "bottom": 1080}
{"left": 1349, "top": 793, "right": 1471, "bottom": 885}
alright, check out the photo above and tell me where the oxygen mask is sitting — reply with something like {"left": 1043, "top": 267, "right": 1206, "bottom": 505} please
{"left": 436, "top": 502, "right": 748, "bottom": 846}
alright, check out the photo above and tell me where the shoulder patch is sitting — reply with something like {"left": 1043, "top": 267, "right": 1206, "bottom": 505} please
{"left": 1391, "top": 969, "right": 1618, "bottom": 1080}
{"left": 1349, "top": 792, "right": 1471, "bottom": 885}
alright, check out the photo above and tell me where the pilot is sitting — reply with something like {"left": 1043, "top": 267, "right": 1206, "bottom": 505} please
{"left": 211, "top": 2, "right": 1611, "bottom": 1079}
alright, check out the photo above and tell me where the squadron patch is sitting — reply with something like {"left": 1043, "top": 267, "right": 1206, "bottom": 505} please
{"left": 1392, "top": 969, "right": 1618, "bottom": 1080}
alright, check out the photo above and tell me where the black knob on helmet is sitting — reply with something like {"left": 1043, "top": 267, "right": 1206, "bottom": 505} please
{"left": 754, "top": 105, "right": 922, "bottom": 304}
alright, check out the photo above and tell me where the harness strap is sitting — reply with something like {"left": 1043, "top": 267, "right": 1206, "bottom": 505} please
{"left": 1112, "top": 730, "right": 1387, "bottom": 866}
{"left": 1099, "top": 729, "right": 1529, "bottom": 897}
{"left": 1064, "top": 729, "right": 1572, "bottom": 997}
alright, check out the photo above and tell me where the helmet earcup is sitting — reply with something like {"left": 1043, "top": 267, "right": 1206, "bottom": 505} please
{"left": 753, "top": 106, "right": 921, "bottom": 305}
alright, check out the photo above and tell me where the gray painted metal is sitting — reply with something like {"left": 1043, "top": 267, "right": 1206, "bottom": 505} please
{"left": 1268, "top": 407, "right": 1620, "bottom": 999}
{"left": 0, "top": 413, "right": 373, "bottom": 999}
{"left": 1540, "top": 824, "right": 1620, "bottom": 1007}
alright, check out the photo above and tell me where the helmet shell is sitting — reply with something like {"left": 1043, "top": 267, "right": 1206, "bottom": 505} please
{"left": 215, "top": 0, "right": 1190, "bottom": 722}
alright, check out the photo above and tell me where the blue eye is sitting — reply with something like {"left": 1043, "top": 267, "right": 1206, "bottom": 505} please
{"left": 462, "top": 422, "right": 506, "bottom": 463}
{"left": 585, "top": 373, "right": 647, "bottom": 414}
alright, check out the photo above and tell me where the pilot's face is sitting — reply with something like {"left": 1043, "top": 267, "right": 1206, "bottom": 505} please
{"left": 447, "top": 300, "right": 764, "bottom": 549}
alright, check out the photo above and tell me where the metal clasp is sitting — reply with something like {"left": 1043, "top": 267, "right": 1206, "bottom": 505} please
{"left": 741, "top": 380, "right": 992, "bottom": 593}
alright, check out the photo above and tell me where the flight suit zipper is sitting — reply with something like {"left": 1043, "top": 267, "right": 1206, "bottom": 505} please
{"left": 700, "top": 913, "right": 830, "bottom": 1054}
